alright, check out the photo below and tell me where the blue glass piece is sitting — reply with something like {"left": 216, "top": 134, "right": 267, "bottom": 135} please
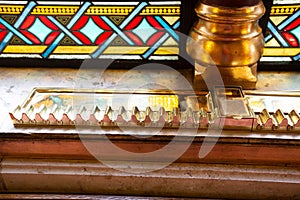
{"left": 278, "top": 10, "right": 300, "bottom": 30}
{"left": 47, "top": 16, "right": 82, "bottom": 45}
{"left": 119, "top": 2, "right": 148, "bottom": 29}
{"left": 154, "top": 16, "right": 179, "bottom": 41}
{"left": 80, "top": 18, "right": 104, "bottom": 43}
{"left": 92, "top": 33, "right": 116, "bottom": 57}
{"left": 143, "top": 33, "right": 170, "bottom": 59}
{"left": 290, "top": 25, "right": 300, "bottom": 44}
{"left": 92, "top": 2, "right": 148, "bottom": 58}
{"left": 42, "top": 2, "right": 91, "bottom": 58}
{"left": 28, "top": 18, "right": 52, "bottom": 42}
{"left": 267, "top": 21, "right": 289, "bottom": 47}
{"left": 293, "top": 53, "right": 300, "bottom": 61}
{"left": 265, "top": 34, "right": 272, "bottom": 42}
{"left": 173, "top": 20, "right": 180, "bottom": 29}
{"left": 132, "top": 18, "right": 157, "bottom": 44}
{"left": 49, "top": 96, "right": 63, "bottom": 106}
{"left": 0, "top": 18, "right": 32, "bottom": 44}
{"left": 101, "top": 16, "right": 134, "bottom": 45}
{"left": 0, "top": 1, "right": 36, "bottom": 51}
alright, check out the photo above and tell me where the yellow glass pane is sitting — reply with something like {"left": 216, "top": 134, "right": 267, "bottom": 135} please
{"left": 53, "top": 46, "right": 99, "bottom": 54}
{"left": 263, "top": 48, "right": 300, "bottom": 56}
{"left": 148, "top": 95, "right": 178, "bottom": 111}
{"left": 103, "top": 46, "right": 149, "bottom": 54}
{"left": 154, "top": 47, "right": 179, "bottom": 55}
{"left": 4, "top": 45, "right": 47, "bottom": 53}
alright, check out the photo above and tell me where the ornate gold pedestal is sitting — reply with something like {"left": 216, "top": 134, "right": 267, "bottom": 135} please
{"left": 187, "top": 0, "right": 265, "bottom": 89}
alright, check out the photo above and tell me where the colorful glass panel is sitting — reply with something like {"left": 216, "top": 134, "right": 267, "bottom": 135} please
{"left": 261, "top": 0, "right": 300, "bottom": 62}
{"left": 0, "top": 1, "right": 180, "bottom": 60}
{"left": 0, "top": 1, "right": 299, "bottom": 63}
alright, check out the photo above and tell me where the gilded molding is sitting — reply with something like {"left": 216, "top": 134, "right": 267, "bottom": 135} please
{"left": 0, "top": 6, "right": 24, "bottom": 14}
{"left": 270, "top": 5, "right": 299, "bottom": 15}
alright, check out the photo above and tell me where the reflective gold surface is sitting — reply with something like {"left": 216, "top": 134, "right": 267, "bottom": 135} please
{"left": 187, "top": 1, "right": 265, "bottom": 89}
{"left": 8, "top": 86, "right": 300, "bottom": 132}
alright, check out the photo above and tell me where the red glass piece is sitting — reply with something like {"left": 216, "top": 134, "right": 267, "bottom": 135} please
{"left": 147, "top": 31, "right": 165, "bottom": 46}
{"left": 0, "top": 24, "right": 7, "bottom": 41}
{"left": 39, "top": 16, "right": 59, "bottom": 31}
{"left": 125, "top": 31, "right": 143, "bottom": 45}
{"left": 18, "top": 15, "right": 60, "bottom": 44}
{"left": 124, "top": 16, "right": 142, "bottom": 30}
{"left": 284, "top": 17, "right": 300, "bottom": 31}
{"left": 282, "top": 31, "right": 299, "bottom": 47}
{"left": 92, "top": 16, "right": 112, "bottom": 30}
{"left": 71, "top": 16, "right": 113, "bottom": 45}
{"left": 20, "top": 16, "right": 35, "bottom": 29}
{"left": 0, "top": 31, "right": 7, "bottom": 42}
{"left": 73, "top": 31, "right": 92, "bottom": 45}
{"left": 73, "top": 30, "right": 114, "bottom": 45}
{"left": 123, "top": 16, "right": 168, "bottom": 45}
{"left": 72, "top": 15, "right": 89, "bottom": 30}
{"left": 21, "top": 30, "right": 41, "bottom": 44}
{"left": 95, "top": 31, "right": 113, "bottom": 45}
{"left": 146, "top": 16, "right": 163, "bottom": 30}
{"left": 45, "top": 31, "right": 60, "bottom": 45}
{"left": 0, "top": 23, "right": 6, "bottom": 30}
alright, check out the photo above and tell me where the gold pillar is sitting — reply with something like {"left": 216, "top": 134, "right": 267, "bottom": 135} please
{"left": 187, "top": 0, "right": 265, "bottom": 90}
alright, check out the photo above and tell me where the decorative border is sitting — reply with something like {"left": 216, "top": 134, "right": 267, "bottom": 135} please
{"left": 0, "top": 1, "right": 180, "bottom": 60}
{"left": 1, "top": 1, "right": 299, "bottom": 63}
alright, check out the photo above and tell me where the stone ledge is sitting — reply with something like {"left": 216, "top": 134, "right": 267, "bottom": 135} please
{"left": 1, "top": 133, "right": 300, "bottom": 166}
{"left": 1, "top": 157, "right": 300, "bottom": 199}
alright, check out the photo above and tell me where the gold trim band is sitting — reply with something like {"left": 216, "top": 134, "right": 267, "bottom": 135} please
{"left": 0, "top": 6, "right": 24, "bottom": 14}
{"left": 263, "top": 48, "right": 300, "bottom": 56}
{"left": 270, "top": 5, "right": 299, "bottom": 15}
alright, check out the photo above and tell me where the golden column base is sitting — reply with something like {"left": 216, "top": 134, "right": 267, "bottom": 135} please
{"left": 187, "top": 0, "right": 265, "bottom": 90}
{"left": 193, "top": 63, "right": 258, "bottom": 90}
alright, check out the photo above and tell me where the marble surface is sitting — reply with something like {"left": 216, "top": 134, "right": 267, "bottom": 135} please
{"left": 1, "top": 67, "right": 300, "bottom": 140}
{"left": 0, "top": 67, "right": 192, "bottom": 133}
{"left": 256, "top": 71, "right": 300, "bottom": 91}
{"left": 1, "top": 67, "right": 299, "bottom": 200}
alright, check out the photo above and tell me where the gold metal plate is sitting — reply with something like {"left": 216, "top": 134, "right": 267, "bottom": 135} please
{"left": 9, "top": 87, "right": 213, "bottom": 128}
{"left": 9, "top": 87, "right": 300, "bottom": 132}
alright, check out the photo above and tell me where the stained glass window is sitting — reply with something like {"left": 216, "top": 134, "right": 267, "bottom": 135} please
{"left": 0, "top": 0, "right": 299, "bottom": 64}
{"left": 261, "top": 0, "right": 300, "bottom": 62}
{"left": 0, "top": 1, "right": 181, "bottom": 60}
